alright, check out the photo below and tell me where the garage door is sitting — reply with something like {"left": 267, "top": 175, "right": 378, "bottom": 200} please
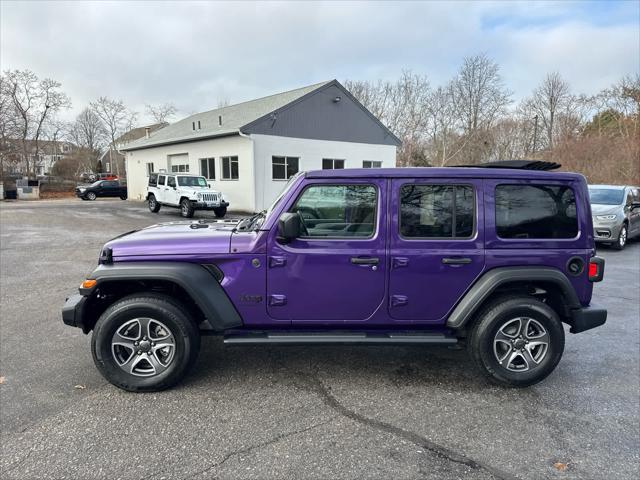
{"left": 168, "top": 154, "right": 189, "bottom": 173}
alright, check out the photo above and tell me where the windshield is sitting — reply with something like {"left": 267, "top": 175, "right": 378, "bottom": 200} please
{"left": 266, "top": 172, "right": 303, "bottom": 217}
{"left": 89, "top": 181, "right": 102, "bottom": 187}
{"left": 589, "top": 188, "right": 624, "bottom": 206}
{"left": 177, "top": 176, "right": 208, "bottom": 187}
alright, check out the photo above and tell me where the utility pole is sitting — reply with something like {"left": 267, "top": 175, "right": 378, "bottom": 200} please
{"left": 532, "top": 115, "right": 539, "bottom": 156}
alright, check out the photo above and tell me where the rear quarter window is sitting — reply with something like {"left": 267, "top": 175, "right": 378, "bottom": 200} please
{"left": 495, "top": 184, "right": 578, "bottom": 239}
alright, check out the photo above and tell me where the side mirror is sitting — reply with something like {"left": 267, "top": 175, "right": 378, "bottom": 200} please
{"left": 277, "top": 212, "right": 302, "bottom": 243}
{"left": 632, "top": 202, "right": 640, "bottom": 210}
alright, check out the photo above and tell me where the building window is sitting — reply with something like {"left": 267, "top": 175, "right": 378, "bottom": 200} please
{"left": 363, "top": 161, "right": 382, "bottom": 168}
{"left": 221, "top": 156, "right": 239, "bottom": 180}
{"left": 272, "top": 156, "right": 299, "bottom": 180}
{"left": 495, "top": 185, "right": 577, "bottom": 239}
{"left": 146, "top": 162, "right": 154, "bottom": 176}
{"left": 171, "top": 163, "right": 189, "bottom": 173}
{"left": 200, "top": 158, "right": 215, "bottom": 179}
{"left": 322, "top": 158, "right": 345, "bottom": 170}
{"left": 400, "top": 184, "right": 474, "bottom": 239}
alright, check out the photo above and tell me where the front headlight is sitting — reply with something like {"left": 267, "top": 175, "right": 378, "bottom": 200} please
{"left": 197, "top": 193, "right": 202, "bottom": 200}
{"left": 79, "top": 188, "right": 86, "bottom": 192}
{"left": 596, "top": 214, "right": 617, "bottom": 221}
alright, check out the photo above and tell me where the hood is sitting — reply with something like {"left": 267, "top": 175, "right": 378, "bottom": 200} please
{"left": 591, "top": 204, "right": 621, "bottom": 215}
{"left": 104, "top": 220, "right": 237, "bottom": 258}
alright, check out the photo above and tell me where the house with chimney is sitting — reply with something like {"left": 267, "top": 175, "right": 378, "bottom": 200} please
{"left": 120, "top": 80, "right": 401, "bottom": 212}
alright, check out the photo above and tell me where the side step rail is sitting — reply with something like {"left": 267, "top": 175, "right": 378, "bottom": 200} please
{"left": 223, "top": 332, "right": 457, "bottom": 345}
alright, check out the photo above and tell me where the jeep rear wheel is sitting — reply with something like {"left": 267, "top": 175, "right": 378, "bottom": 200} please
{"left": 468, "top": 295, "right": 564, "bottom": 387}
{"left": 91, "top": 294, "right": 200, "bottom": 392}
{"left": 180, "top": 198, "right": 194, "bottom": 218}
{"left": 213, "top": 206, "right": 227, "bottom": 218}
{"left": 148, "top": 194, "right": 161, "bottom": 213}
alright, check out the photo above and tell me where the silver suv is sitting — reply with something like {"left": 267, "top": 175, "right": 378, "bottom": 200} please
{"left": 589, "top": 185, "right": 640, "bottom": 250}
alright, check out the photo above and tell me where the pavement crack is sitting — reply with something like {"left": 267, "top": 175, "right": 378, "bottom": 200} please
{"left": 307, "top": 374, "right": 518, "bottom": 480}
{"left": 177, "top": 417, "right": 336, "bottom": 480}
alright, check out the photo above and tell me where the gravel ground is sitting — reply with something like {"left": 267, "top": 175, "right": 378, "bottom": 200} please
{"left": 1, "top": 198, "right": 638, "bottom": 480}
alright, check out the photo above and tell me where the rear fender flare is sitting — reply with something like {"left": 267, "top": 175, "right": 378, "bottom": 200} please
{"left": 446, "top": 267, "right": 581, "bottom": 329}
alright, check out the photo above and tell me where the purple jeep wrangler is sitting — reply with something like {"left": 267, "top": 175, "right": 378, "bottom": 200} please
{"left": 62, "top": 162, "right": 606, "bottom": 391}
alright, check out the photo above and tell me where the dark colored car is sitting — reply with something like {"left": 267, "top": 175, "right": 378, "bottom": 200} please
{"left": 63, "top": 163, "right": 606, "bottom": 392}
{"left": 76, "top": 180, "right": 127, "bottom": 201}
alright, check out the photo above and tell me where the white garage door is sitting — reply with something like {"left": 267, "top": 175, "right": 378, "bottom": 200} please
{"left": 168, "top": 154, "right": 189, "bottom": 173}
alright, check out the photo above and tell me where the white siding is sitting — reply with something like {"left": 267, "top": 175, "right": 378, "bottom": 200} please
{"left": 251, "top": 134, "right": 396, "bottom": 211}
{"left": 125, "top": 135, "right": 255, "bottom": 211}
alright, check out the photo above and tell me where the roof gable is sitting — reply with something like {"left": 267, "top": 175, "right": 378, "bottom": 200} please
{"left": 241, "top": 80, "right": 401, "bottom": 146}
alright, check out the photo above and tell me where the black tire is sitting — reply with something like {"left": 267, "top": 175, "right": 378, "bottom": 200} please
{"left": 180, "top": 198, "right": 195, "bottom": 218}
{"left": 468, "top": 295, "right": 565, "bottom": 388}
{"left": 148, "top": 194, "right": 161, "bottom": 213}
{"left": 91, "top": 294, "right": 201, "bottom": 392}
{"left": 86, "top": 191, "right": 97, "bottom": 201}
{"left": 612, "top": 224, "right": 627, "bottom": 250}
{"left": 213, "top": 206, "right": 227, "bottom": 218}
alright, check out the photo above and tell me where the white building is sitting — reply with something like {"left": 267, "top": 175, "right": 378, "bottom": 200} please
{"left": 121, "top": 80, "right": 400, "bottom": 212}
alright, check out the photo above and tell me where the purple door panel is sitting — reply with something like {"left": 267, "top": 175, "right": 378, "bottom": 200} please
{"left": 266, "top": 178, "right": 387, "bottom": 322}
{"left": 388, "top": 178, "right": 485, "bottom": 322}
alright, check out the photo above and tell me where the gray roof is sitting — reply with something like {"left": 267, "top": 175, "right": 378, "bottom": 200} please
{"left": 121, "top": 81, "right": 331, "bottom": 151}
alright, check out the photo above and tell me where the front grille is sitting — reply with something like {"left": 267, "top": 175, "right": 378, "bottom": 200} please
{"left": 201, "top": 193, "right": 219, "bottom": 202}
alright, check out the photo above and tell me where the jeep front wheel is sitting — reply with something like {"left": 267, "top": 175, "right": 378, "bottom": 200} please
{"left": 86, "top": 192, "right": 97, "bottom": 201}
{"left": 91, "top": 294, "right": 200, "bottom": 392}
{"left": 180, "top": 198, "right": 194, "bottom": 218}
{"left": 468, "top": 295, "right": 564, "bottom": 387}
{"left": 148, "top": 194, "right": 161, "bottom": 213}
{"left": 213, "top": 206, "right": 227, "bottom": 218}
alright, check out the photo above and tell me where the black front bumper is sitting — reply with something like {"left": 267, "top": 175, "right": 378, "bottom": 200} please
{"left": 568, "top": 304, "right": 607, "bottom": 333}
{"left": 62, "top": 294, "right": 88, "bottom": 331}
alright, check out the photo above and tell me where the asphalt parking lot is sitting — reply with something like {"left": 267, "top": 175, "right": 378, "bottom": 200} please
{"left": 1, "top": 198, "right": 639, "bottom": 480}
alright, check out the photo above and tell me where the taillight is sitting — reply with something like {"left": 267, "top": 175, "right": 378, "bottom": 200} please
{"left": 588, "top": 256, "right": 605, "bottom": 282}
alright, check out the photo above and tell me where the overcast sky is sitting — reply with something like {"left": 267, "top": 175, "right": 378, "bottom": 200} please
{"left": 1, "top": 0, "right": 638, "bottom": 123}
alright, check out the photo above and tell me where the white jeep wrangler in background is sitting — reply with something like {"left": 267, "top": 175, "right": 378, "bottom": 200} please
{"left": 146, "top": 173, "right": 229, "bottom": 218}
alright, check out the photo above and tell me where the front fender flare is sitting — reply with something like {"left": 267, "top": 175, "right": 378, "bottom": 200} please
{"left": 85, "top": 262, "right": 243, "bottom": 331}
{"left": 446, "top": 267, "right": 581, "bottom": 329}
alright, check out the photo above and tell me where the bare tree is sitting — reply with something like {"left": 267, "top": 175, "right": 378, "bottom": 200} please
{"left": 90, "top": 97, "right": 136, "bottom": 176}
{"left": 345, "top": 71, "right": 431, "bottom": 166}
{"left": 525, "top": 72, "right": 572, "bottom": 150}
{"left": 2, "top": 69, "right": 71, "bottom": 177}
{"left": 451, "top": 54, "right": 512, "bottom": 133}
{"left": 145, "top": 103, "right": 176, "bottom": 123}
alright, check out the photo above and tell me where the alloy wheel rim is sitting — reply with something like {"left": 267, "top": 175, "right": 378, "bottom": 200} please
{"left": 493, "top": 317, "right": 549, "bottom": 372}
{"left": 620, "top": 227, "right": 627, "bottom": 246}
{"left": 111, "top": 318, "right": 176, "bottom": 377}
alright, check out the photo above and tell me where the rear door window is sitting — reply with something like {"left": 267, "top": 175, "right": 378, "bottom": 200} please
{"left": 158, "top": 175, "right": 166, "bottom": 186}
{"left": 495, "top": 185, "right": 578, "bottom": 239}
{"left": 167, "top": 176, "right": 176, "bottom": 188}
{"left": 399, "top": 184, "right": 474, "bottom": 238}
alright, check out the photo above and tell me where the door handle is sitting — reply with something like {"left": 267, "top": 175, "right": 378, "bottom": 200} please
{"left": 351, "top": 257, "right": 379, "bottom": 265}
{"left": 442, "top": 257, "right": 472, "bottom": 265}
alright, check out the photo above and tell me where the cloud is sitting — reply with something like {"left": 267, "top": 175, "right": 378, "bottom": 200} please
{"left": 1, "top": 0, "right": 637, "bottom": 123}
